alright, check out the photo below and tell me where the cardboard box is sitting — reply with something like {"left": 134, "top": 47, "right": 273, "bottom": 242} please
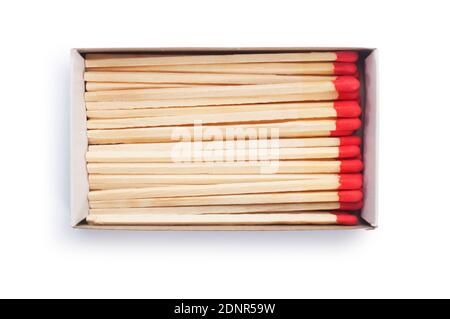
{"left": 71, "top": 47, "right": 378, "bottom": 230}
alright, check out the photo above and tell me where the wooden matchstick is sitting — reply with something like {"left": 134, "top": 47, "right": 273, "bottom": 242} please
{"left": 84, "top": 71, "right": 335, "bottom": 85}
{"left": 86, "top": 62, "right": 357, "bottom": 75}
{"left": 86, "top": 159, "right": 363, "bottom": 175}
{"left": 86, "top": 212, "right": 359, "bottom": 226}
{"left": 88, "top": 190, "right": 363, "bottom": 208}
{"left": 87, "top": 118, "right": 361, "bottom": 144}
{"left": 86, "top": 104, "right": 361, "bottom": 129}
{"left": 89, "top": 201, "right": 363, "bottom": 215}
{"left": 87, "top": 174, "right": 362, "bottom": 201}
{"left": 85, "top": 90, "right": 359, "bottom": 110}
{"left": 86, "top": 101, "right": 360, "bottom": 119}
{"left": 88, "top": 173, "right": 339, "bottom": 189}
{"left": 85, "top": 146, "right": 360, "bottom": 163}
{"left": 85, "top": 82, "right": 198, "bottom": 91}
{"left": 86, "top": 102, "right": 358, "bottom": 128}
{"left": 85, "top": 51, "right": 358, "bottom": 67}
{"left": 87, "top": 129, "right": 354, "bottom": 144}
{"left": 88, "top": 136, "right": 361, "bottom": 152}
{"left": 85, "top": 53, "right": 178, "bottom": 59}
{"left": 84, "top": 77, "right": 359, "bottom": 102}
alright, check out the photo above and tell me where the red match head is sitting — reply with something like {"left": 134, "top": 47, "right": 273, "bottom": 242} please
{"left": 333, "top": 212, "right": 359, "bottom": 225}
{"left": 339, "top": 136, "right": 361, "bottom": 146}
{"left": 335, "top": 51, "right": 358, "bottom": 62}
{"left": 335, "top": 118, "right": 362, "bottom": 131}
{"left": 333, "top": 76, "right": 360, "bottom": 92}
{"left": 333, "top": 62, "right": 357, "bottom": 75}
{"left": 339, "top": 159, "right": 364, "bottom": 173}
{"left": 337, "top": 90, "right": 360, "bottom": 100}
{"left": 333, "top": 100, "right": 362, "bottom": 117}
{"left": 338, "top": 190, "right": 363, "bottom": 202}
{"left": 338, "top": 145, "right": 360, "bottom": 158}
{"left": 338, "top": 174, "right": 363, "bottom": 190}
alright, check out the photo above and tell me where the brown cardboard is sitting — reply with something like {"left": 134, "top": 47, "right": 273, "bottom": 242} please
{"left": 71, "top": 47, "right": 378, "bottom": 230}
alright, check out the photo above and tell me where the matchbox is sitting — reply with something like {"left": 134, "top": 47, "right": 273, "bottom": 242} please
{"left": 71, "top": 47, "right": 378, "bottom": 230}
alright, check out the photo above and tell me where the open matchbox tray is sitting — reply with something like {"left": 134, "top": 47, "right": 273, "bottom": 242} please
{"left": 71, "top": 47, "right": 378, "bottom": 231}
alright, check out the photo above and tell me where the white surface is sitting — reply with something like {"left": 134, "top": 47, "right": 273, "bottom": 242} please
{"left": 0, "top": 0, "right": 449, "bottom": 299}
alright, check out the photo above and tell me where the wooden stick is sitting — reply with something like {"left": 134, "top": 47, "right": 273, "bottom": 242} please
{"left": 87, "top": 62, "right": 357, "bottom": 75}
{"left": 85, "top": 146, "right": 359, "bottom": 163}
{"left": 86, "top": 82, "right": 197, "bottom": 91}
{"left": 84, "top": 71, "right": 335, "bottom": 85}
{"left": 89, "top": 202, "right": 343, "bottom": 214}
{"left": 91, "top": 184, "right": 189, "bottom": 189}
{"left": 87, "top": 108, "right": 340, "bottom": 129}
{"left": 86, "top": 101, "right": 360, "bottom": 121}
{"left": 88, "top": 136, "right": 360, "bottom": 152}
{"left": 86, "top": 101, "right": 335, "bottom": 118}
{"left": 87, "top": 119, "right": 360, "bottom": 144}
{"left": 85, "top": 52, "right": 358, "bottom": 67}
{"left": 86, "top": 118, "right": 345, "bottom": 134}
{"left": 84, "top": 80, "right": 354, "bottom": 102}
{"left": 89, "top": 173, "right": 339, "bottom": 189}
{"left": 85, "top": 53, "right": 178, "bottom": 59}
{"left": 88, "top": 190, "right": 363, "bottom": 208}
{"left": 86, "top": 160, "right": 363, "bottom": 175}
{"left": 85, "top": 93, "right": 345, "bottom": 110}
{"left": 87, "top": 104, "right": 360, "bottom": 129}
{"left": 88, "top": 131, "right": 353, "bottom": 145}
{"left": 86, "top": 212, "right": 358, "bottom": 226}
{"left": 87, "top": 175, "right": 361, "bottom": 201}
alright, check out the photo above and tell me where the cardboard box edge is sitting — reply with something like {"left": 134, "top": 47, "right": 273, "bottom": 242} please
{"left": 361, "top": 49, "right": 378, "bottom": 227}
{"left": 70, "top": 49, "right": 89, "bottom": 226}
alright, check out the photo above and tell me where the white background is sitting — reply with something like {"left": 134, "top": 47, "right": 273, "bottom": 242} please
{"left": 0, "top": 0, "right": 449, "bottom": 298}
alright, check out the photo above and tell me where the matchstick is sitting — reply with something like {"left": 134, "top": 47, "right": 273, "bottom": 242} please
{"left": 87, "top": 118, "right": 361, "bottom": 144}
{"left": 88, "top": 136, "right": 361, "bottom": 152}
{"left": 86, "top": 100, "right": 360, "bottom": 119}
{"left": 86, "top": 62, "right": 357, "bottom": 75}
{"left": 84, "top": 71, "right": 336, "bottom": 85}
{"left": 89, "top": 201, "right": 363, "bottom": 215}
{"left": 86, "top": 212, "right": 359, "bottom": 226}
{"left": 88, "top": 190, "right": 363, "bottom": 208}
{"left": 84, "top": 77, "right": 359, "bottom": 102}
{"left": 86, "top": 104, "right": 361, "bottom": 129}
{"left": 85, "top": 53, "right": 178, "bottom": 59}
{"left": 88, "top": 128, "right": 355, "bottom": 144}
{"left": 88, "top": 174, "right": 340, "bottom": 189}
{"left": 86, "top": 159, "right": 363, "bottom": 175}
{"left": 86, "top": 91, "right": 359, "bottom": 110}
{"left": 85, "top": 51, "right": 358, "bottom": 67}
{"left": 87, "top": 174, "right": 362, "bottom": 201}
{"left": 85, "top": 146, "right": 360, "bottom": 163}
{"left": 86, "top": 82, "right": 197, "bottom": 91}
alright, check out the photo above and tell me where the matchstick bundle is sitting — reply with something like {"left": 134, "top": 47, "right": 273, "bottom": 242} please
{"left": 84, "top": 51, "right": 364, "bottom": 227}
